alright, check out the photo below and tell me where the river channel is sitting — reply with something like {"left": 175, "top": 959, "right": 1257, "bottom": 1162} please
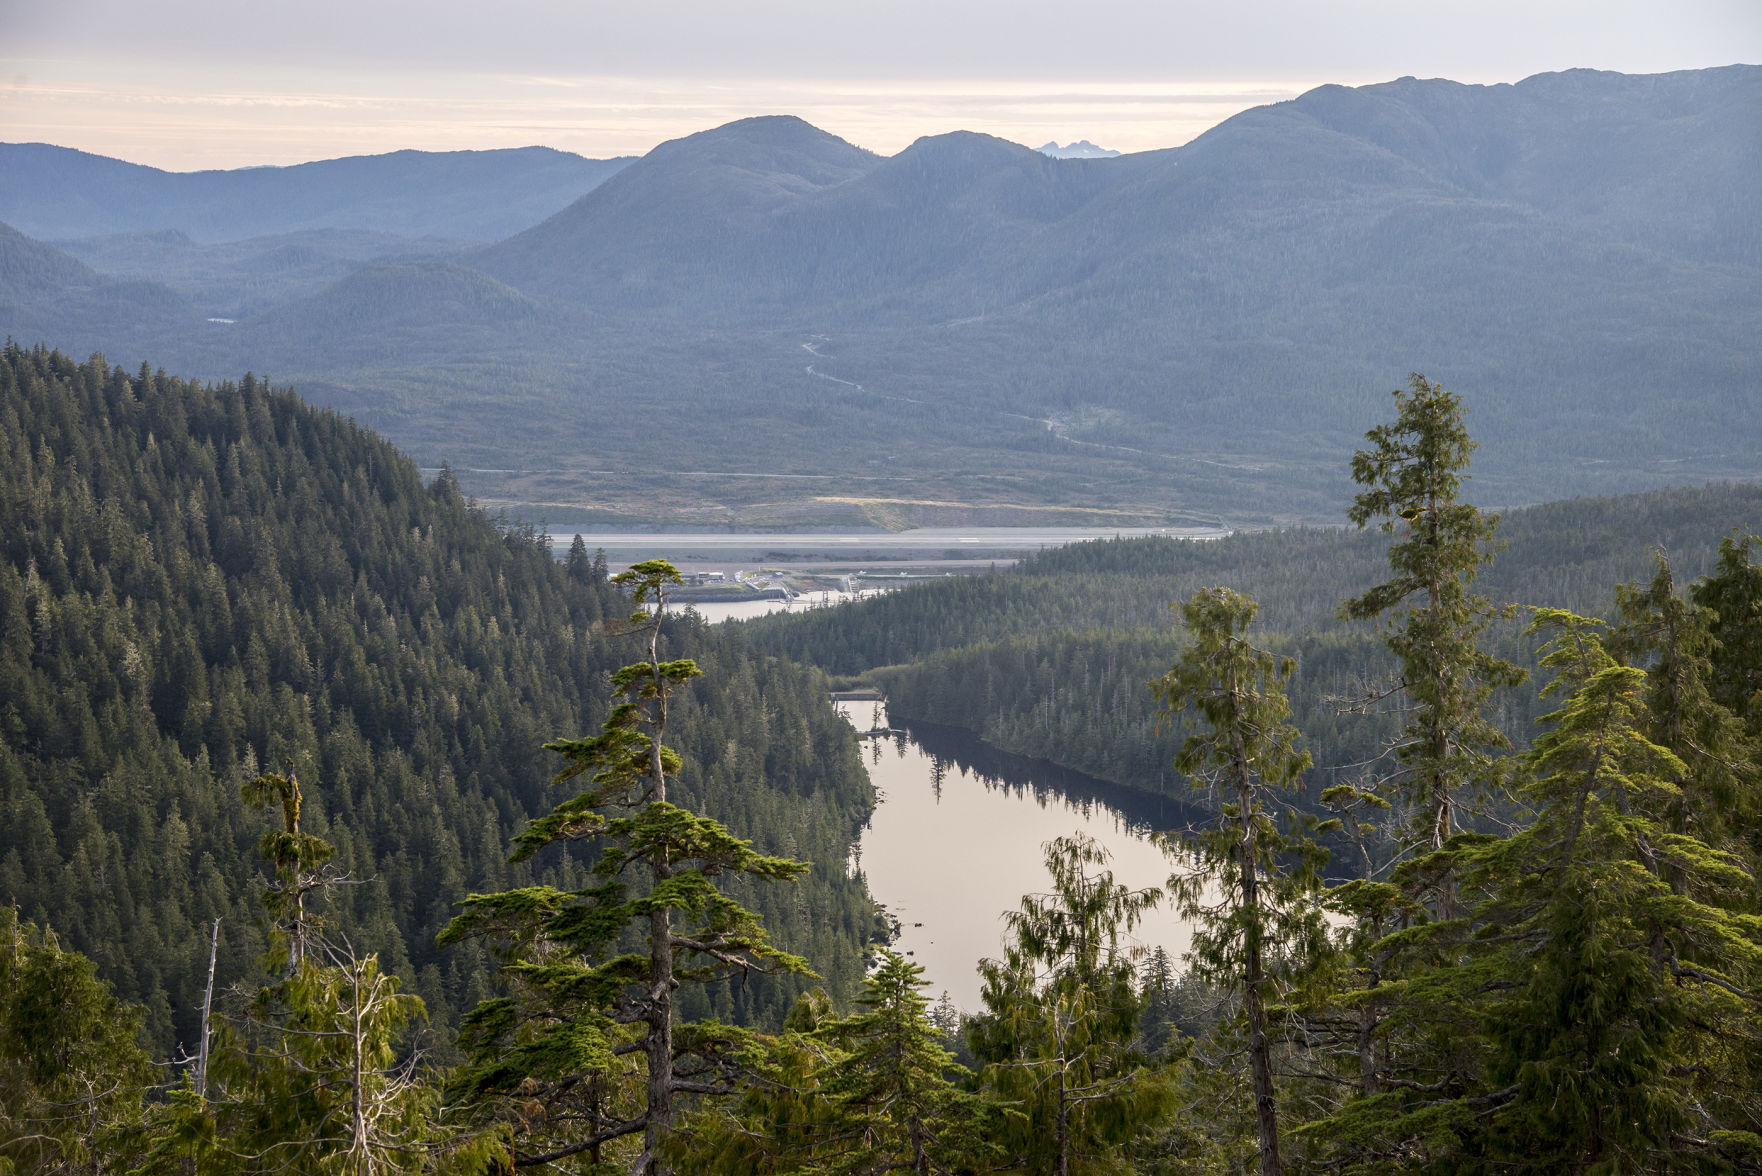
{"left": 840, "top": 703, "right": 1205, "bottom": 1011}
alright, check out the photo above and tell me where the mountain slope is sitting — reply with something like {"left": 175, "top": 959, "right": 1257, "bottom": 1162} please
{"left": 0, "top": 222, "right": 197, "bottom": 354}
{"left": 0, "top": 344, "right": 881, "bottom": 1055}
{"left": 0, "top": 143, "right": 634, "bottom": 242}
{"left": 477, "top": 115, "right": 882, "bottom": 305}
{"left": 54, "top": 228, "right": 469, "bottom": 320}
{"left": 2, "top": 67, "right": 1757, "bottom": 525}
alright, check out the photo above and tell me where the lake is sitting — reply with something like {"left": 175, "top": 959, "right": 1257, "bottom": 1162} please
{"left": 841, "top": 703, "right": 1206, "bottom": 1011}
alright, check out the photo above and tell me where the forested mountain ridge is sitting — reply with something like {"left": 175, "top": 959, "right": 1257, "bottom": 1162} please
{"left": 0, "top": 344, "right": 882, "bottom": 1057}
{"left": 2, "top": 67, "right": 1756, "bottom": 527}
{"left": 476, "top": 115, "right": 885, "bottom": 306}
{"left": 0, "top": 222, "right": 194, "bottom": 342}
{"left": 0, "top": 142, "right": 635, "bottom": 243}
{"left": 4, "top": 376, "right": 1758, "bottom": 1174}
{"left": 746, "top": 482, "right": 1762, "bottom": 795}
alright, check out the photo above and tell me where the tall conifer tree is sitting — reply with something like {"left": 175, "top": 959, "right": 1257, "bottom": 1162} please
{"left": 969, "top": 834, "right": 1167, "bottom": 1176}
{"left": 1152, "top": 588, "right": 1331, "bottom": 1176}
{"left": 1340, "top": 374, "right": 1525, "bottom": 858}
{"left": 440, "top": 560, "right": 811, "bottom": 1173}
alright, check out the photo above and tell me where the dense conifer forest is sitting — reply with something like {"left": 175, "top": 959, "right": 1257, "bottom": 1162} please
{"left": 0, "top": 344, "right": 880, "bottom": 1060}
{"left": 3, "top": 350, "right": 1759, "bottom": 1173}
{"left": 744, "top": 482, "right": 1762, "bottom": 801}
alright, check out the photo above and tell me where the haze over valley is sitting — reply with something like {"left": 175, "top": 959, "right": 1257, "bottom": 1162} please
{"left": 6, "top": 63, "right": 1758, "bottom": 527}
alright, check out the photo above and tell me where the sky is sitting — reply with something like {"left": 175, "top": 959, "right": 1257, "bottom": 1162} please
{"left": 3, "top": 0, "right": 1758, "bottom": 170}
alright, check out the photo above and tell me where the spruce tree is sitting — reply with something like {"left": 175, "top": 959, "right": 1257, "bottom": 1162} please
{"left": 440, "top": 560, "right": 811, "bottom": 1173}
{"left": 1340, "top": 374, "right": 1526, "bottom": 857}
{"left": 0, "top": 908, "right": 152, "bottom": 1175}
{"left": 1152, "top": 587, "right": 1331, "bottom": 1176}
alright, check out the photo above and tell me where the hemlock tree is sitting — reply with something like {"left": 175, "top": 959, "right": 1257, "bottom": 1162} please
{"left": 1306, "top": 612, "right": 1762, "bottom": 1173}
{"left": 1458, "top": 612, "right": 1760, "bottom": 1171}
{"left": 0, "top": 908, "right": 152, "bottom": 1176}
{"left": 675, "top": 951, "right": 997, "bottom": 1175}
{"left": 1340, "top": 375, "right": 1525, "bottom": 857}
{"left": 1152, "top": 587, "right": 1331, "bottom": 1176}
{"left": 1613, "top": 554, "right": 1760, "bottom": 855}
{"left": 440, "top": 559, "right": 811, "bottom": 1174}
{"left": 1691, "top": 533, "right": 1762, "bottom": 739}
{"left": 969, "top": 833, "right": 1168, "bottom": 1176}
{"left": 1288, "top": 376, "right": 1521, "bottom": 1161}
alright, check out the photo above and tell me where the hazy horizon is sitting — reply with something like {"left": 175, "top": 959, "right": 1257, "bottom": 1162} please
{"left": 4, "top": 0, "right": 1757, "bottom": 170}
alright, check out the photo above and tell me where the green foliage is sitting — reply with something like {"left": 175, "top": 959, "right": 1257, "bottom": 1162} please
{"left": 756, "top": 484, "right": 1762, "bottom": 814}
{"left": 1340, "top": 374, "right": 1527, "bottom": 852}
{"left": 0, "top": 908, "right": 152, "bottom": 1176}
{"left": 1153, "top": 589, "right": 1331, "bottom": 1176}
{"left": 135, "top": 770, "right": 441, "bottom": 1176}
{"left": 440, "top": 563, "right": 815, "bottom": 1173}
{"left": 1300, "top": 612, "right": 1762, "bottom": 1174}
{"left": 0, "top": 345, "right": 880, "bottom": 1057}
{"left": 674, "top": 952, "right": 1001, "bottom": 1175}
{"left": 1613, "top": 553, "right": 1761, "bottom": 857}
{"left": 968, "top": 833, "right": 1171, "bottom": 1175}
{"left": 1691, "top": 534, "right": 1762, "bottom": 736}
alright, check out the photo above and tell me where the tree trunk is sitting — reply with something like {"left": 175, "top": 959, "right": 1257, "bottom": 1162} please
{"left": 1233, "top": 718, "right": 1282, "bottom": 1176}
{"left": 196, "top": 918, "right": 219, "bottom": 1099}
{"left": 1055, "top": 1049, "right": 1070, "bottom": 1176}
{"left": 641, "top": 597, "right": 675, "bottom": 1176}
{"left": 641, "top": 900, "right": 674, "bottom": 1176}
{"left": 1356, "top": 940, "right": 1388, "bottom": 1097}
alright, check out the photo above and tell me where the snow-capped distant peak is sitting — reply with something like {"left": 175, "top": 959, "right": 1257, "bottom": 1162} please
{"left": 1036, "top": 140, "right": 1122, "bottom": 159}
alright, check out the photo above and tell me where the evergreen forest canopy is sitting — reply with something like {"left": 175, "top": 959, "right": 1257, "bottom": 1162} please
{"left": 2, "top": 64, "right": 1758, "bottom": 527}
{"left": 3, "top": 352, "right": 1761, "bottom": 1173}
{"left": 0, "top": 343, "right": 882, "bottom": 1065}
{"left": 744, "top": 480, "right": 1762, "bottom": 801}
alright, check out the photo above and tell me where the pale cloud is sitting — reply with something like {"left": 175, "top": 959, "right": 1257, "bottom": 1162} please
{"left": 0, "top": 62, "right": 1316, "bottom": 168}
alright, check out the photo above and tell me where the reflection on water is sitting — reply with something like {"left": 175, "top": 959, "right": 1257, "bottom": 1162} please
{"left": 843, "top": 704, "right": 1206, "bottom": 1012}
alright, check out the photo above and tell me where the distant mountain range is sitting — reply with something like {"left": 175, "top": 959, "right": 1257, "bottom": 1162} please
{"left": 2, "top": 65, "right": 1757, "bottom": 527}
{"left": 0, "top": 144, "right": 633, "bottom": 242}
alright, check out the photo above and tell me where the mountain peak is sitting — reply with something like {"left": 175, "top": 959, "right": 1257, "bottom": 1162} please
{"left": 1037, "top": 140, "right": 1122, "bottom": 159}
{"left": 645, "top": 115, "right": 878, "bottom": 182}
{"left": 897, "top": 130, "right": 1037, "bottom": 159}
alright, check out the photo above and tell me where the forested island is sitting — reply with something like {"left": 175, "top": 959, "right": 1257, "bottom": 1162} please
{"left": 4, "top": 346, "right": 1760, "bottom": 1173}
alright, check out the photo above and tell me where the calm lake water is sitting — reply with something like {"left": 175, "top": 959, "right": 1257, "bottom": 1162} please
{"left": 841, "top": 703, "right": 1205, "bottom": 1011}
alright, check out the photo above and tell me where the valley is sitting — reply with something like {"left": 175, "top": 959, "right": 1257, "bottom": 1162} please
{"left": 3, "top": 51, "right": 1760, "bottom": 1174}
{"left": 4, "top": 65, "right": 1758, "bottom": 529}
